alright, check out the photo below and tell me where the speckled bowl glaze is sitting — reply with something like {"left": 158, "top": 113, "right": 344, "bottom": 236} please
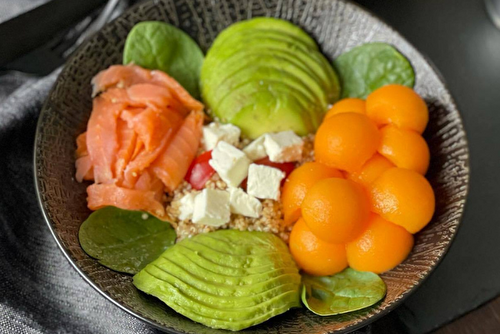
{"left": 34, "top": 0, "right": 470, "bottom": 333}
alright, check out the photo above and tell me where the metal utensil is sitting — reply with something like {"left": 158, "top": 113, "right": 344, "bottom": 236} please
{"left": 63, "top": 0, "right": 123, "bottom": 57}
{"left": 0, "top": 0, "right": 126, "bottom": 76}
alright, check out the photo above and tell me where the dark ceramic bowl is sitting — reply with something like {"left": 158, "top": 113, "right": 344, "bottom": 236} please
{"left": 34, "top": 0, "right": 470, "bottom": 333}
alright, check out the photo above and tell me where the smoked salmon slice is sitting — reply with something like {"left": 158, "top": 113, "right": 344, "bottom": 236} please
{"left": 75, "top": 131, "right": 94, "bottom": 182}
{"left": 92, "top": 64, "right": 203, "bottom": 113}
{"left": 122, "top": 108, "right": 183, "bottom": 152}
{"left": 75, "top": 155, "right": 94, "bottom": 182}
{"left": 91, "top": 64, "right": 152, "bottom": 96}
{"left": 115, "top": 119, "right": 137, "bottom": 180}
{"left": 76, "top": 132, "right": 88, "bottom": 158}
{"left": 151, "top": 70, "right": 204, "bottom": 112}
{"left": 134, "top": 169, "right": 164, "bottom": 202}
{"left": 86, "top": 96, "right": 125, "bottom": 184}
{"left": 121, "top": 109, "right": 184, "bottom": 188}
{"left": 121, "top": 130, "right": 172, "bottom": 189}
{"left": 78, "top": 63, "right": 205, "bottom": 217}
{"left": 127, "top": 83, "right": 184, "bottom": 112}
{"left": 87, "top": 183, "right": 165, "bottom": 218}
{"left": 152, "top": 110, "right": 203, "bottom": 192}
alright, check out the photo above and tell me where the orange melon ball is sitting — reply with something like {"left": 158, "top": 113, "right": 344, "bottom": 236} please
{"left": 282, "top": 162, "right": 343, "bottom": 226}
{"left": 289, "top": 218, "right": 348, "bottom": 276}
{"left": 346, "top": 213, "right": 414, "bottom": 273}
{"left": 301, "top": 178, "right": 370, "bottom": 244}
{"left": 347, "top": 154, "right": 395, "bottom": 187}
{"left": 315, "top": 113, "right": 381, "bottom": 172}
{"left": 366, "top": 84, "right": 429, "bottom": 134}
{"left": 370, "top": 167, "right": 435, "bottom": 234}
{"left": 325, "top": 98, "right": 366, "bottom": 120}
{"left": 378, "top": 125, "right": 430, "bottom": 175}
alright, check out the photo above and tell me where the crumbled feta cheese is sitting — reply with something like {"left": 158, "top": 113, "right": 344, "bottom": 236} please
{"left": 209, "top": 141, "right": 251, "bottom": 187}
{"left": 229, "top": 187, "right": 262, "bottom": 218}
{"left": 243, "top": 135, "right": 267, "bottom": 161}
{"left": 247, "top": 164, "right": 286, "bottom": 200}
{"left": 178, "top": 192, "right": 198, "bottom": 221}
{"left": 202, "top": 122, "right": 241, "bottom": 151}
{"left": 264, "top": 131, "right": 304, "bottom": 162}
{"left": 192, "top": 189, "right": 230, "bottom": 226}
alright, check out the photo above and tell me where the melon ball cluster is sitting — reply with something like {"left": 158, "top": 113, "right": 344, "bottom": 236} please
{"left": 284, "top": 84, "right": 435, "bottom": 275}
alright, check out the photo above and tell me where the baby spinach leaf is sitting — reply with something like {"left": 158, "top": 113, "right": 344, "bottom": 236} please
{"left": 334, "top": 42, "right": 415, "bottom": 99}
{"left": 123, "top": 21, "right": 204, "bottom": 98}
{"left": 79, "top": 206, "right": 176, "bottom": 274}
{"left": 301, "top": 268, "right": 386, "bottom": 316}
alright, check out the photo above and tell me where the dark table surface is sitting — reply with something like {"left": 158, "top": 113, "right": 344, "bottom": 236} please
{"left": 1, "top": 0, "right": 499, "bottom": 333}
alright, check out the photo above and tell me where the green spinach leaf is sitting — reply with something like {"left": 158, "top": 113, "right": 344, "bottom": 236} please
{"left": 123, "top": 21, "right": 204, "bottom": 98}
{"left": 334, "top": 42, "right": 415, "bottom": 99}
{"left": 301, "top": 268, "right": 386, "bottom": 316}
{"left": 79, "top": 206, "right": 176, "bottom": 274}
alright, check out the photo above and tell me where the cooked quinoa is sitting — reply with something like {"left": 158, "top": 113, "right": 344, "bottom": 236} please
{"left": 166, "top": 134, "right": 315, "bottom": 243}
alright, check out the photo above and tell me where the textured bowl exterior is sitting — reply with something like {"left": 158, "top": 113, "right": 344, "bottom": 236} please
{"left": 34, "top": 0, "right": 470, "bottom": 333}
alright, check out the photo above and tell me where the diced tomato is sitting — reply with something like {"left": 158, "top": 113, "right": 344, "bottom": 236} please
{"left": 241, "top": 157, "right": 296, "bottom": 189}
{"left": 254, "top": 157, "right": 296, "bottom": 178}
{"left": 184, "top": 150, "right": 215, "bottom": 190}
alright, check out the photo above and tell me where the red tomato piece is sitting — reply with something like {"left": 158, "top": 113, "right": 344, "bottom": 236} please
{"left": 241, "top": 157, "right": 296, "bottom": 189}
{"left": 184, "top": 150, "right": 215, "bottom": 190}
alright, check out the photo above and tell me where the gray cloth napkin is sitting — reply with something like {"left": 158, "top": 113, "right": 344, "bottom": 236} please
{"left": 0, "top": 0, "right": 49, "bottom": 24}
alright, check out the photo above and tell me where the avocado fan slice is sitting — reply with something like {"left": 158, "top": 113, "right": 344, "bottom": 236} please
{"left": 215, "top": 79, "right": 317, "bottom": 136}
{"left": 210, "top": 67, "right": 325, "bottom": 132}
{"left": 201, "top": 18, "right": 341, "bottom": 137}
{"left": 204, "top": 52, "right": 329, "bottom": 110}
{"left": 133, "top": 230, "right": 302, "bottom": 331}
{"left": 203, "top": 30, "right": 337, "bottom": 98}
{"left": 209, "top": 17, "right": 317, "bottom": 52}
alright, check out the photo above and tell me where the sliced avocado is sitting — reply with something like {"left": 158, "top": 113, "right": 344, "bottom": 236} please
{"left": 225, "top": 85, "right": 316, "bottom": 138}
{"left": 203, "top": 51, "right": 331, "bottom": 107}
{"left": 215, "top": 80, "right": 317, "bottom": 133}
{"left": 133, "top": 230, "right": 301, "bottom": 331}
{"left": 204, "top": 28, "right": 318, "bottom": 70}
{"left": 209, "top": 66, "right": 325, "bottom": 131}
{"left": 175, "top": 243, "right": 298, "bottom": 275}
{"left": 136, "top": 272, "right": 301, "bottom": 330}
{"left": 210, "top": 17, "right": 317, "bottom": 52}
{"left": 201, "top": 17, "right": 340, "bottom": 138}
{"left": 203, "top": 31, "right": 337, "bottom": 97}
{"left": 144, "top": 259, "right": 300, "bottom": 300}
{"left": 208, "top": 60, "right": 327, "bottom": 113}
{"left": 204, "top": 51, "right": 328, "bottom": 106}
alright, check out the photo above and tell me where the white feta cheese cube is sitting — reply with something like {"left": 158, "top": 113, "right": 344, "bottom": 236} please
{"left": 192, "top": 189, "right": 230, "bottom": 226}
{"left": 229, "top": 187, "right": 262, "bottom": 218}
{"left": 264, "top": 131, "right": 304, "bottom": 162}
{"left": 178, "top": 192, "right": 198, "bottom": 221}
{"left": 247, "top": 164, "right": 286, "bottom": 200}
{"left": 202, "top": 122, "right": 241, "bottom": 151}
{"left": 243, "top": 135, "right": 267, "bottom": 161}
{"left": 209, "top": 141, "right": 251, "bottom": 187}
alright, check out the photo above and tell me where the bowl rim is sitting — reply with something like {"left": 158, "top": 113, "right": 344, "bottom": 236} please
{"left": 33, "top": 0, "right": 470, "bottom": 333}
